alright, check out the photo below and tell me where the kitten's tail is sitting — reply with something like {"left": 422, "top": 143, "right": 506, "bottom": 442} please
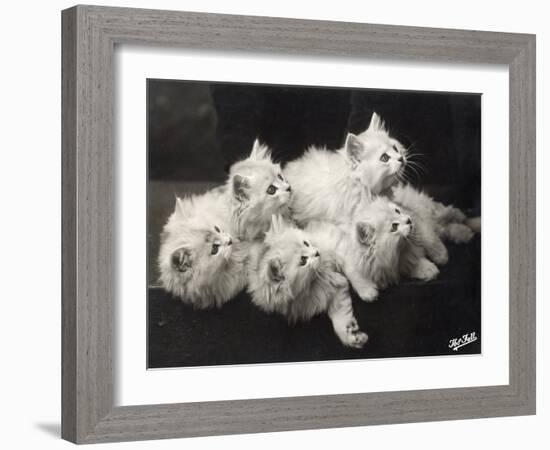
{"left": 465, "top": 216, "right": 481, "bottom": 233}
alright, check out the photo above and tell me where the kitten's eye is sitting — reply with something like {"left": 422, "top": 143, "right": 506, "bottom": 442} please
{"left": 391, "top": 223, "right": 399, "bottom": 232}
{"left": 380, "top": 153, "right": 390, "bottom": 163}
{"left": 214, "top": 225, "right": 221, "bottom": 233}
{"left": 303, "top": 241, "right": 310, "bottom": 247}
{"left": 211, "top": 244, "right": 220, "bottom": 255}
{"left": 267, "top": 185, "right": 277, "bottom": 195}
{"left": 299, "top": 256, "right": 308, "bottom": 266}
{"left": 395, "top": 208, "right": 401, "bottom": 214}
{"left": 278, "top": 174, "right": 284, "bottom": 181}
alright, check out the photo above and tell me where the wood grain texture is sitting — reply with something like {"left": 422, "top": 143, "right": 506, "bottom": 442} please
{"left": 61, "top": 4, "right": 536, "bottom": 444}
{"left": 62, "top": 5, "right": 114, "bottom": 442}
{"left": 508, "top": 36, "right": 536, "bottom": 408}
{"left": 61, "top": 7, "right": 77, "bottom": 443}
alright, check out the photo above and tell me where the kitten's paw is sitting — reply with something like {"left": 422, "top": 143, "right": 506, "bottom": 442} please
{"left": 358, "top": 285, "right": 379, "bottom": 302}
{"left": 348, "top": 331, "right": 369, "bottom": 349}
{"left": 442, "top": 206, "right": 467, "bottom": 223}
{"left": 465, "top": 216, "right": 481, "bottom": 233}
{"left": 346, "top": 318, "right": 360, "bottom": 333}
{"left": 411, "top": 259, "right": 440, "bottom": 282}
{"left": 446, "top": 223, "right": 474, "bottom": 244}
{"left": 343, "top": 320, "right": 368, "bottom": 348}
{"left": 429, "top": 244, "right": 449, "bottom": 266}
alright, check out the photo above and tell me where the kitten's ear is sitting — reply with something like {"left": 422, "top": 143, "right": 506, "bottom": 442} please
{"left": 345, "top": 133, "right": 364, "bottom": 162}
{"left": 250, "top": 138, "right": 270, "bottom": 160}
{"left": 367, "top": 112, "right": 386, "bottom": 132}
{"left": 265, "top": 215, "right": 283, "bottom": 242}
{"left": 174, "top": 197, "right": 187, "bottom": 218}
{"left": 171, "top": 248, "right": 192, "bottom": 272}
{"left": 232, "top": 174, "right": 251, "bottom": 202}
{"left": 270, "top": 214, "right": 286, "bottom": 234}
{"left": 356, "top": 221, "right": 375, "bottom": 245}
{"left": 250, "top": 138, "right": 261, "bottom": 159}
{"left": 267, "top": 258, "right": 285, "bottom": 283}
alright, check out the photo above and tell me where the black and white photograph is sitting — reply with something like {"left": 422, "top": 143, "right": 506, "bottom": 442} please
{"left": 3, "top": 0, "right": 544, "bottom": 447}
{"left": 147, "top": 80, "right": 481, "bottom": 368}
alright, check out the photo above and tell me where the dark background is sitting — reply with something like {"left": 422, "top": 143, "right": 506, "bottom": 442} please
{"left": 147, "top": 79, "right": 481, "bottom": 368}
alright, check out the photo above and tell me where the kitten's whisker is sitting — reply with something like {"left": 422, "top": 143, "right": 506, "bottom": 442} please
{"left": 405, "top": 155, "right": 426, "bottom": 163}
{"left": 407, "top": 161, "right": 427, "bottom": 175}
{"left": 403, "top": 145, "right": 425, "bottom": 159}
{"left": 404, "top": 144, "right": 421, "bottom": 157}
{"left": 401, "top": 169, "right": 415, "bottom": 184}
{"left": 407, "top": 159, "right": 428, "bottom": 174}
{"left": 405, "top": 164, "right": 422, "bottom": 180}
{"left": 397, "top": 171, "right": 411, "bottom": 185}
{"left": 404, "top": 156, "right": 427, "bottom": 172}
{"left": 404, "top": 155, "right": 427, "bottom": 166}
{"left": 406, "top": 156, "right": 426, "bottom": 166}
{"left": 401, "top": 173, "right": 413, "bottom": 185}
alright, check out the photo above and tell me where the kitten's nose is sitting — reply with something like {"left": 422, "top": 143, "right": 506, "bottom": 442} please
{"left": 406, "top": 218, "right": 412, "bottom": 225}
{"left": 227, "top": 238, "right": 232, "bottom": 246}
{"left": 398, "top": 156, "right": 404, "bottom": 163}
{"left": 314, "top": 250, "right": 320, "bottom": 257}
{"left": 286, "top": 185, "right": 292, "bottom": 192}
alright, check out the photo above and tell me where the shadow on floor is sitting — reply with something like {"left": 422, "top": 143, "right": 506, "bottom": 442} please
{"left": 35, "top": 423, "right": 60, "bottom": 438}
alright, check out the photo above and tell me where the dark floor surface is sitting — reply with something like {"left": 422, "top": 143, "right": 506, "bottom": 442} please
{"left": 148, "top": 236, "right": 481, "bottom": 368}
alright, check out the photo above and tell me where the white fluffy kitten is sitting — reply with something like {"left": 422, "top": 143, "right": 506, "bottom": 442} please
{"left": 284, "top": 112, "right": 406, "bottom": 225}
{"left": 226, "top": 139, "right": 293, "bottom": 240}
{"left": 158, "top": 191, "right": 248, "bottom": 309}
{"left": 391, "top": 183, "right": 480, "bottom": 265}
{"left": 247, "top": 216, "right": 368, "bottom": 348}
{"left": 306, "top": 197, "right": 439, "bottom": 302}
{"left": 285, "top": 111, "right": 479, "bottom": 267}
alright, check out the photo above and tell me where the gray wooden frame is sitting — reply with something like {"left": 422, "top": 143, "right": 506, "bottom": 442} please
{"left": 62, "top": 4, "right": 536, "bottom": 444}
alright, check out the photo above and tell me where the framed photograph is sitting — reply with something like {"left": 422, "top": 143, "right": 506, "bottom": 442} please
{"left": 62, "top": 5, "right": 536, "bottom": 444}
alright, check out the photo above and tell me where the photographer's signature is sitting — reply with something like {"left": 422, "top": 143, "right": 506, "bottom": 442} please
{"left": 449, "top": 332, "right": 478, "bottom": 351}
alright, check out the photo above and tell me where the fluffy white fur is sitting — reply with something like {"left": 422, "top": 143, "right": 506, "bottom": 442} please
{"left": 247, "top": 216, "right": 368, "bottom": 348}
{"left": 225, "top": 139, "right": 293, "bottom": 240}
{"left": 284, "top": 111, "right": 479, "bottom": 268}
{"left": 284, "top": 112, "right": 407, "bottom": 226}
{"left": 391, "top": 183, "right": 480, "bottom": 265}
{"left": 306, "top": 197, "right": 440, "bottom": 302}
{"left": 158, "top": 191, "right": 248, "bottom": 309}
